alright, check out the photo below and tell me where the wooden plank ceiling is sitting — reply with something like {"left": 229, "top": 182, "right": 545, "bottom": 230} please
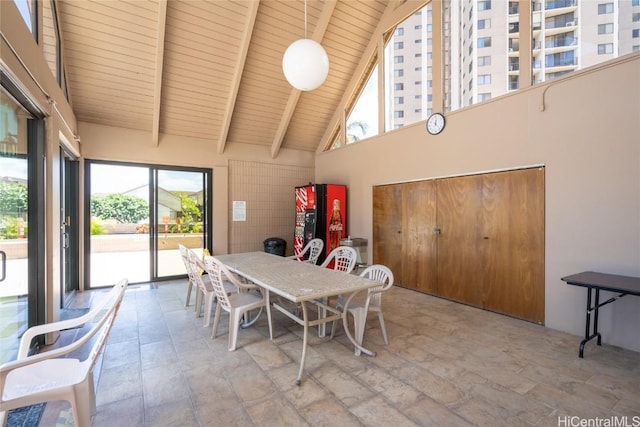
{"left": 57, "top": 0, "right": 395, "bottom": 157}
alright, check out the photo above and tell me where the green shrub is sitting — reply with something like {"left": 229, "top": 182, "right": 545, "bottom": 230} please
{"left": 91, "top": 219, "right": 106, "bottom": 235}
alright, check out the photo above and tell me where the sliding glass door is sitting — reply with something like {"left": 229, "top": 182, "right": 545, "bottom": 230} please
{"left": 0, "top": 87, "right": 44, "bottom": 363}
{"left": 155, "top": 169, "right": 207, "bottom": 277}
{"left": 86, "top": 161, "right": 211, "bottom": 287}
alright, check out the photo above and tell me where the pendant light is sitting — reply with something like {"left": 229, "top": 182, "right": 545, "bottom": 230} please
{"left": 282, "top": 0, "right": 329, "bottom": 91}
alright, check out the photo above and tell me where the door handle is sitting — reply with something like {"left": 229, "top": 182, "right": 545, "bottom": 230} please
{"left": 433, "top": 227, "right": 441, "bottom": 235}
{"left": 0, "top": 250, "right": 6, "bottom": 282}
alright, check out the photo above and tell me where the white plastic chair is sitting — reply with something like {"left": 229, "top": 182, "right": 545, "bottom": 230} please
{"left": 317, "top": 246, "right": 358, "bottom": 336}
{"left": 287, "top": 238, "right": 324, "bottom": 265}
{"left": 204, "top": 257, "right": 273, "bottom": 351}
{"left": 320, "top": 246, "right": 357, "bottom": 273}
{"left": 334, "top": 265, "right": 394, "bottom": 355}
{"left": 0, "top": 279, "right": 128, "bottom": 427}
{"left": 184, "top": 249, "right": 237, "bottom": 327}
{"left": 179, "top": 244, "right": 199, "bottom": 310}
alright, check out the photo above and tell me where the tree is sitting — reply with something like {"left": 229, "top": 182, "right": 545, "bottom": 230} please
{"left": 346, "top": 120, "right": 369, "bottom": 143}
{"left": 91, "top": 194, "right": 148, "bottom": 223}
{"left": 0, "top": 181, "right": 28, "bottom": 216}
{"left": 177, "top": 193, "right": 201, "bottom": 223}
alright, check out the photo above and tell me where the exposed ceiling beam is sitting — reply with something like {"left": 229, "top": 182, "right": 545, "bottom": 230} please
{"left": 270, "top": 0, "right": 337, "bottom": 159}
{"left": 217, "top": 0, "right": 261, "bottom": 154}
{"left": 151, "top": 0, "right": 167, "bottom": 147}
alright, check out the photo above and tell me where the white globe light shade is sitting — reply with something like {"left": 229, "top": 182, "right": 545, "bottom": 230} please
{"left": 282, "top": 38, "right": 329, "bottom": 91}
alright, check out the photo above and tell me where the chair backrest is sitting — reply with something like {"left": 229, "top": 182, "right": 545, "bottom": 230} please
{"left": 320, "top": 246, "right": 357, "bottom": 273}
{"left": 300, "top": 238, "right": 324, "bottom": 264}
{"left": 359, "top": 265, "right": 394, "bottom": 308}
{"left": 203, "top": 256, "right": 236, "bottom": 312}
{"left": 179, "top": 244, "right": 197, "bottom": 280}
{"left": 7, "top": 278, "right": 128, "bottom": 370}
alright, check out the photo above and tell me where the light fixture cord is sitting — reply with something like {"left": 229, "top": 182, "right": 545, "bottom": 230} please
{"left": 304, "top": 0, "right": 308, "bottom": 38}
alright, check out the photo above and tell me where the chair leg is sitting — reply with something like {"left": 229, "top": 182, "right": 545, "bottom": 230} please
{"left": 185, "top": 282, "right": 193, "bottom": 307}
{"left": 211, "top": 305, "right": 222, "bottom": 339}
{"left": 88, "top": 371, "right": 97, "bottom": 415}
{"left": 195, "top": 288, "right": 203, "bottom": 316}
{"left": 228, "top": 310, "right": 240, "bottom": 351}
{"left": 378, "top": 311, "right": 388, "bottom": 345}
{"left": 204, "top": 294, "right": 214, "bottom": 327}
{"left": 73, "top": 380, "right": 93, "bottom": 427}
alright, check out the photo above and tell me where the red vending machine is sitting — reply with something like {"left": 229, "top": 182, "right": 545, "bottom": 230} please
{"left": 294, "top": 184, "right": 347, "bottom": 264}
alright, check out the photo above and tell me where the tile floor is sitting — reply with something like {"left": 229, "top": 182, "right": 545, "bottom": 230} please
{"left": 39, "top": 279, "right": 640, "bottom": 426}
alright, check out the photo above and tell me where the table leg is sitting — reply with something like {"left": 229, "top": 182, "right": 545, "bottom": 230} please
{"left": 296, "top": 301, "right": 309, "bottom": 386}
{"left": 342, "top": 291, "right": 376, "bottom": 357}
{"left": 579, "top": 287, "right": 602, "bottom": 358}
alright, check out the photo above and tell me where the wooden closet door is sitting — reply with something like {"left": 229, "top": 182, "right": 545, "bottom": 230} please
{"left": 373, "top": 185, "right": 403, "bottom": 285}
{"left": 436, "top": 175, "right": 484, "bottom": 306}
{"left": 481, "top": 168, "right": 545, "bottom": 323}
{"left": 402, "top": 180, "right": 437, "bottom": 294}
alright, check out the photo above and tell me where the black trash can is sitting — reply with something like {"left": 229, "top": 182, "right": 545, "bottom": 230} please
{"left": 263, "top": 237, "right": 286, "bottom": 256}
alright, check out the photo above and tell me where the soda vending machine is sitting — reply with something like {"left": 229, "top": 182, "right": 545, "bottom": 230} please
{"left": 294, "top": 184, "right": 347, "bottom": 264}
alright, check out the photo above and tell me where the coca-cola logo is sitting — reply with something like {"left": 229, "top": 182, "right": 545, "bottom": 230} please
{"left": 329, "top": 224, "right": 343, "bottom": 231}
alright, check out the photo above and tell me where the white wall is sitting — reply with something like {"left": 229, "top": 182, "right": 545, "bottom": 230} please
{"left": 315, "top": 54, "right": 640, "bottom": 352}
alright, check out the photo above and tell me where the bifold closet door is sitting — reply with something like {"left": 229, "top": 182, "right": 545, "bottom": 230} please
{"left": 481, "top": 168, "right": 545, "bottom": 323}
{"left": 373, "top": 185, "right": 403, "bottom": 286}
{"left": 436, "top": 174, "right": 484, "bottom": 306}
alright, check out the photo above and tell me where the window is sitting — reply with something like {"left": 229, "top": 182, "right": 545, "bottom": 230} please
{"left": 633, "top": 29, "right": 640, "bottom": 38}
{"left": 478, "top": 37, "right": 492, "bottom": 48}
{"left": 384, "top": 2, "right": 433, "bottom": 131}
{"left": 597, "top": 3, "right": 614, "bottom": 14}
{"left": 394, "top": 83, "right": 404, "bottom": 90}
{"left": 478, "top": 1, "right": 491, "bottom": 11}
{"left": 478, "top": 75, "right": 492, "bottom": 85}
{"left": 13, "top": 0, "right": 35, "bottom": 36}
{"left": 394, "top": 42, "right": 404, "bottom": 49}
{"left": 634, "top": 45, "right": 640, "bottom": 52}
{"left": 478, "top": 56, "right": 491, "bottom": 66}
{"left": 345, "top": 65, "right": 379, "bottom": 144}
{"left": 597, "top": 43, "right": 614, "bottom": 54}
{"left": 394, "top": 56, "right": 404, "bottom": 64}
{"left": 394, "top": 70, "right": 404, "bottom": 78}
{"left": 478, "top": 93, "right": 492, "bottom": 102}
{"left": 395, "top": 28, "right": 404, "bottom": 36}
{"left": 633, "top": 13, "right": 640, "bottom": 22}
{"left": 598, "top": 23, "right": 614, "bottom": 34}
{"left": 478, "top": 19, "right": 491, "bottom": 30}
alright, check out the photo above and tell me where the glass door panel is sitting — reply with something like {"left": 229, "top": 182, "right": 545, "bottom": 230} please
{"left": 155, "top": 170, "right": 206, "bottom": 277}
{"left": 88, "top": 163, "right": 150, "bottom": 287}
{"left": 0, "top": 90, "right": 32, "bottom": 363}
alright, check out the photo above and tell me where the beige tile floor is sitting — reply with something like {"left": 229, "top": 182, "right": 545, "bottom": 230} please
{"left": 38, "top": 279, "right": 640, "bottom": 426}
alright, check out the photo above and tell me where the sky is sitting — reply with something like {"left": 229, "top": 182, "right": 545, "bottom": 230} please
{"left": 0, "top": 158, "right": 27, "bottom": 180}
{"left": 91, "top": 164, "right": 203, "bottom": 194}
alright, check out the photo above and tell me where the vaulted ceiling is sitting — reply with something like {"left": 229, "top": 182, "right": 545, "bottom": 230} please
{"left": 57, "top": 0, "right": 402, "bottom": 158}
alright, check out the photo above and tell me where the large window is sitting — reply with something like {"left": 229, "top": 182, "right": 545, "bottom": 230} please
{"left": 384, "top": 2, "right": 433, "bottom": 130}
{"left": 345, "top": 65, "right": 379, "bottom": 143}
{"left": 328, "top": 0, "right": 639, "bottom": 151}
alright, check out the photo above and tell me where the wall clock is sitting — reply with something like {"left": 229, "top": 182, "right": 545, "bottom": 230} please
{"left": 426, "top": 113, "right": 446, "bottom": 135}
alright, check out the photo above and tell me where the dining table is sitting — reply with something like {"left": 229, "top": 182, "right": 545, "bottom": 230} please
{"left": 211, "top": 251, "right": 383, "bottom": 385}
